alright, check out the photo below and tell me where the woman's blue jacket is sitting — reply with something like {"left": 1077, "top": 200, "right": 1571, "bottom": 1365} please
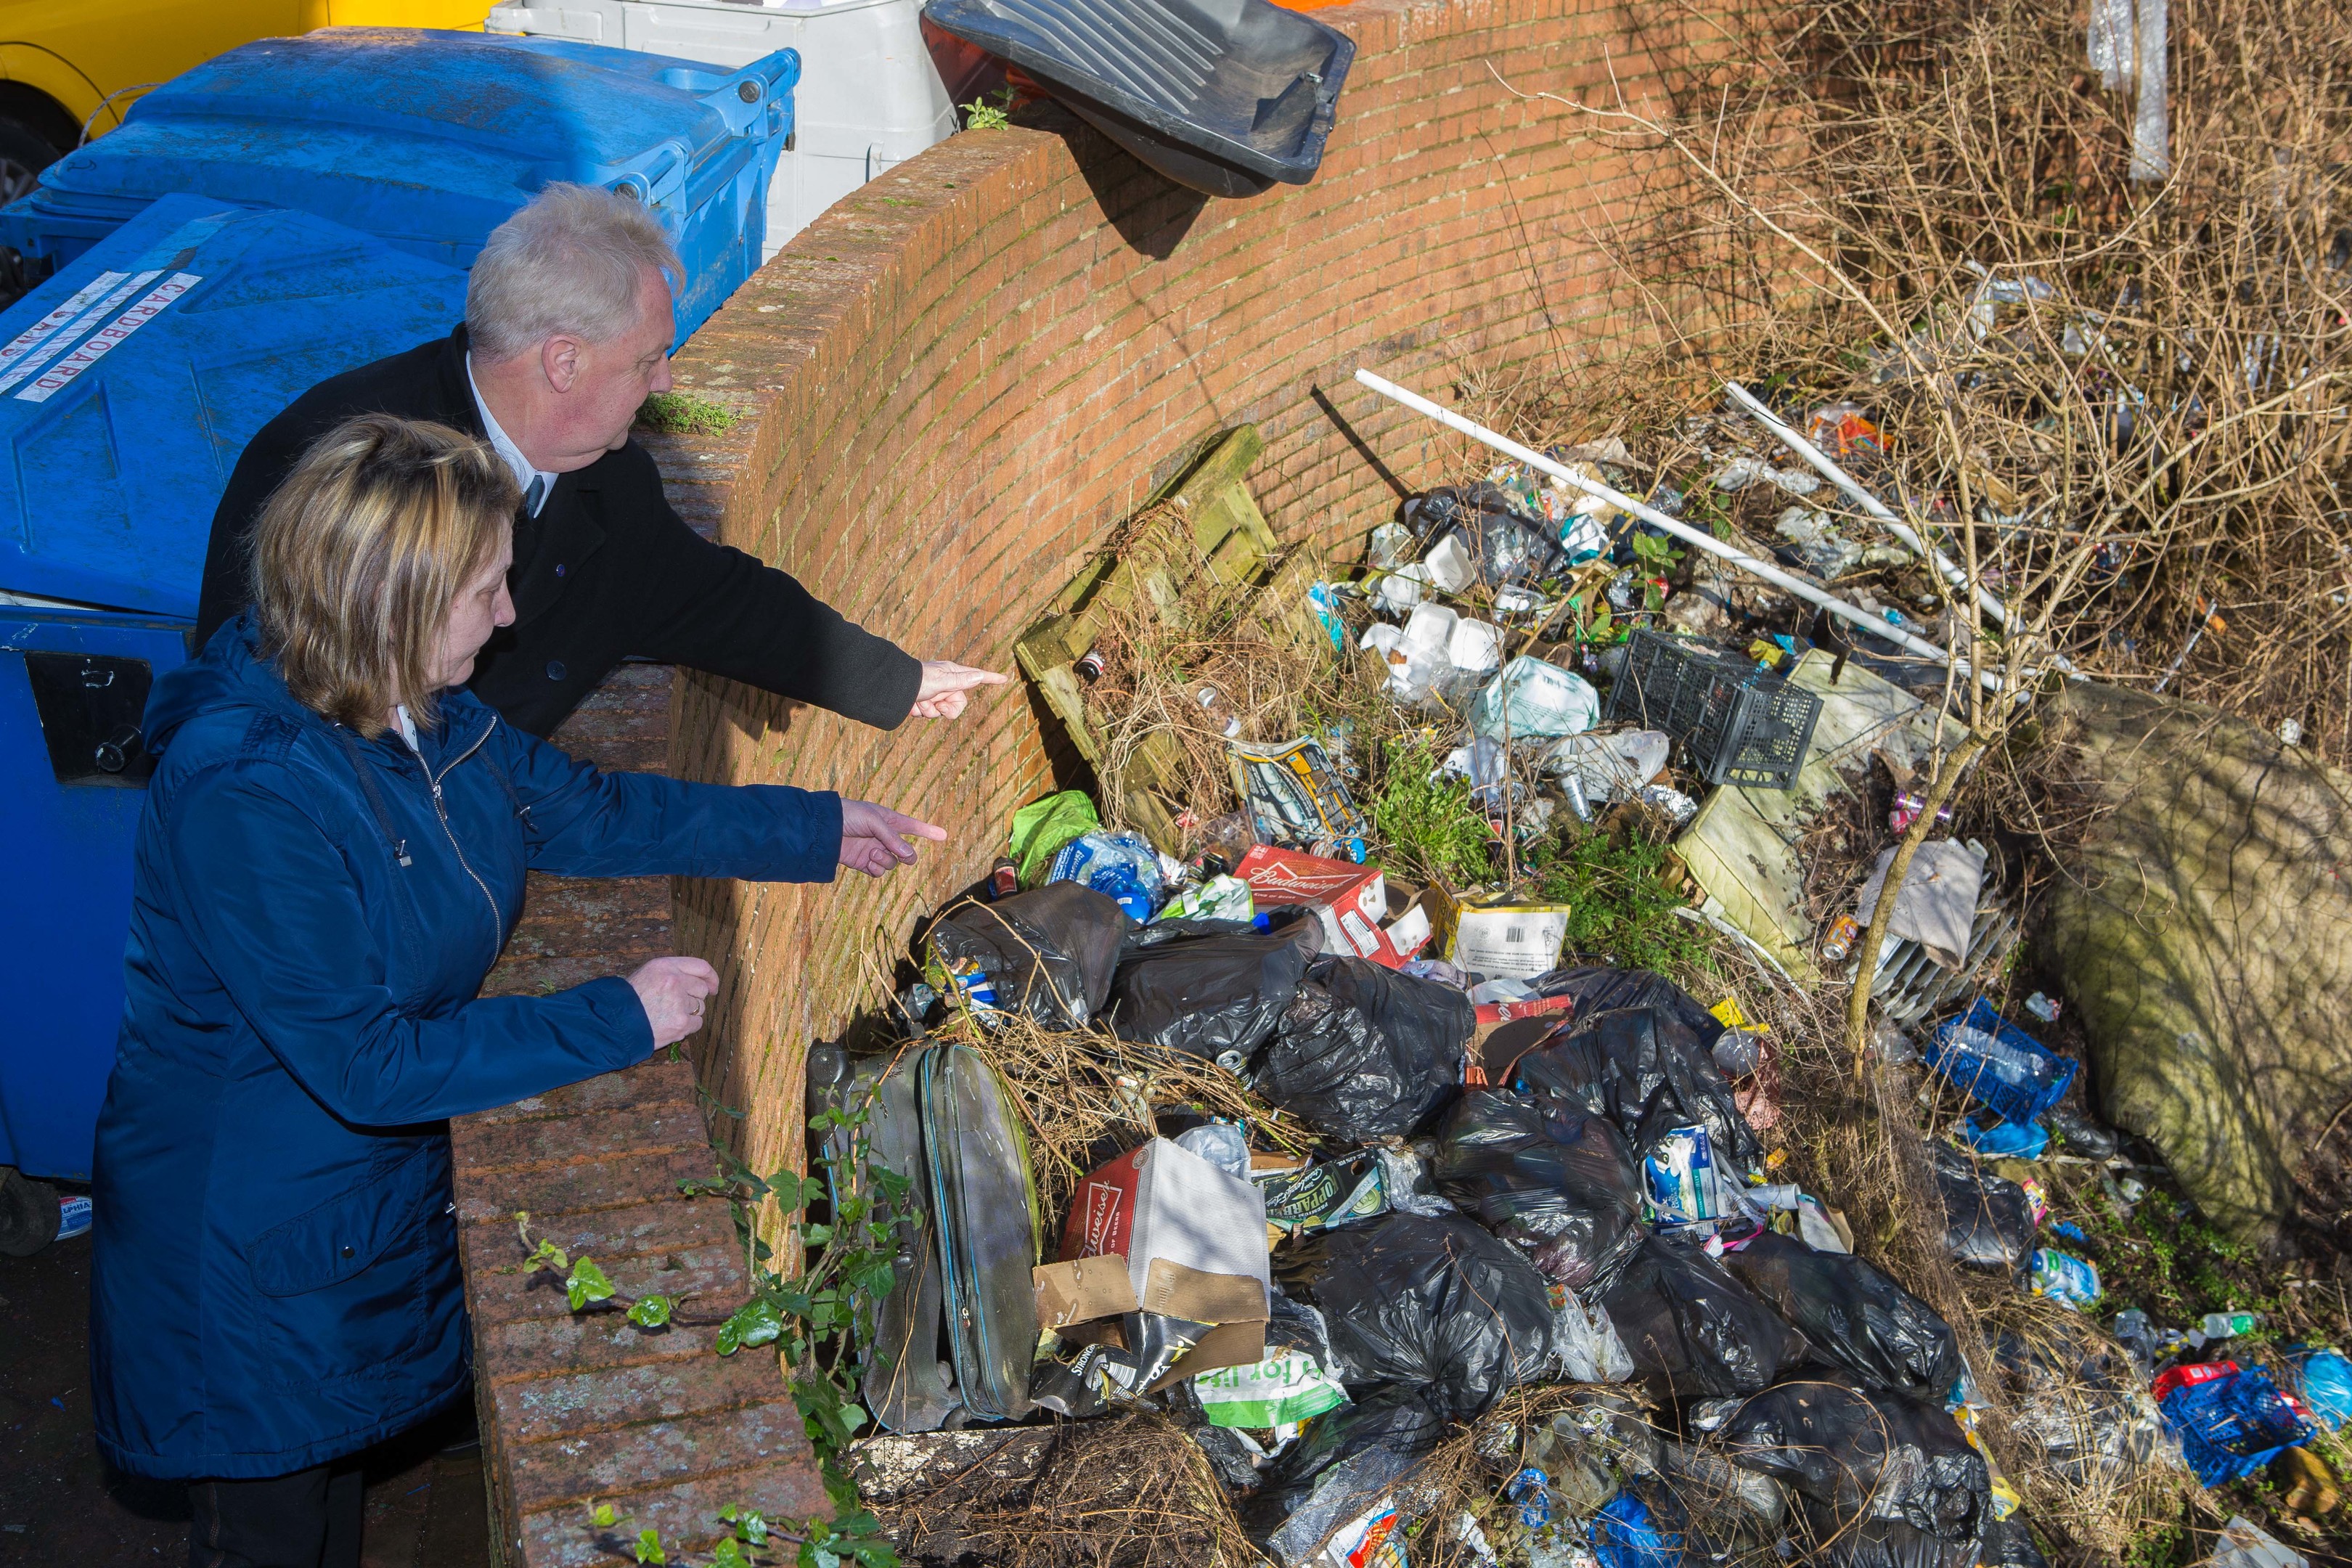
{"left": 90, "top": 618, "right": 842, "bottom": 1479}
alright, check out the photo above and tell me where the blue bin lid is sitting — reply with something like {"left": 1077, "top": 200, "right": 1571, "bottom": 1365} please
{"left": 0, "top": 193, "right": 472, "bottom": 617}
{"left": 22, "top": 28, "right": 796, "bottom": 271}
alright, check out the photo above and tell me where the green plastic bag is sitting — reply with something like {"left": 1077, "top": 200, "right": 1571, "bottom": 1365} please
{"left": 1193, "top": 1349, "right": 1349, "bottom": 1427}
{"left": 1009, "top": 790, "right": 1101, "bottom": 888}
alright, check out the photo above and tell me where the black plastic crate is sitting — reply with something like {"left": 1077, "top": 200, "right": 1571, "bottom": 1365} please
{"left": 1606, "top": 629, "right": 1822, "bottom": 790}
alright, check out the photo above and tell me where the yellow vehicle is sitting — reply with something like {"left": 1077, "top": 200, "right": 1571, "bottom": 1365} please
{"left": 0, "top": 0, "right": 489, "bottom": 204}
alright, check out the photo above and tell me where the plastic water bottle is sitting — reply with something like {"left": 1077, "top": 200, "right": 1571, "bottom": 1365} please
{"left": 2202, "top": 1311, "right": 2261, "bottom": 1339}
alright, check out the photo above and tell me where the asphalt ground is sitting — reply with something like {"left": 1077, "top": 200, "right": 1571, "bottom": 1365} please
{"left": 1, "top": 1212, "right": 490, "bottom": 1567}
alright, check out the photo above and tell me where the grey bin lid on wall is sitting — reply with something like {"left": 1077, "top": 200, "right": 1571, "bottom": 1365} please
{"left": 920, "top": 0, "right": 1352, "bottom": 197}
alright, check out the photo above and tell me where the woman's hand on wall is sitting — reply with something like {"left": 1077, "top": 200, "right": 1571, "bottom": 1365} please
{"left": 838, "top": 800, "right": 947, "bottom": 878}
{"left": 627, "top": 956, "right": 721, "bottom": 1048}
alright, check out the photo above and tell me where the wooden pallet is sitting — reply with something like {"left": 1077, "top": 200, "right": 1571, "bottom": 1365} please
{"left": 1013, "top": 426, "right": 1288, "bottom": 854}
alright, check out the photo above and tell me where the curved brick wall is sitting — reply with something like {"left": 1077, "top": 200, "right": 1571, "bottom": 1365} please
{"left": 456, "top": 1, "right": 1734, "bottom": 1557}
{"left": 666, "top": 0, "right": 1722, "bottom": 1183}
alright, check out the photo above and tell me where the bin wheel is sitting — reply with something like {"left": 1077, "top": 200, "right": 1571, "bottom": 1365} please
{"left": 0, "top": 1166, "right": 62, "bottom": 1257}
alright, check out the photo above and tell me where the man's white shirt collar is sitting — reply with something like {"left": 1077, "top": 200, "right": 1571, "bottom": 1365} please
{"left": 465, "top": 354, "right": 559, "bottom": 517}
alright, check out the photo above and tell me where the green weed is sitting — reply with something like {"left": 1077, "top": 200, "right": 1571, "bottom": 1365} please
{"left": 1367, "top": 737, "right": 1494, "bottom": 889}
{"left": 636, "top": 391, "right": 736, "bottom": 436}
{"left": 961, "top": 86, "right": 1015, "bottom": 131}
{"left": 1526, "top": 825, "right": 1715, "bottom": 976}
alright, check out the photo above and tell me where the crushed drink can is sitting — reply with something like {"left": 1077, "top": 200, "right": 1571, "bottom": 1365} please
{"left": 1643, "top": 1124, "right": 1718, "bottom": 1227}
{"left": 1890, "top": 791, "right": 1954, "bottom": 835}
{"left": 989, "top": 857, "right": 1019, "bottom": 899}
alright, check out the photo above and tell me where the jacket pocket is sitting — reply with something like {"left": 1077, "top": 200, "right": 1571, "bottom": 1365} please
{"left": 245, "top": 1148, "right": 436, "bottom": 1297}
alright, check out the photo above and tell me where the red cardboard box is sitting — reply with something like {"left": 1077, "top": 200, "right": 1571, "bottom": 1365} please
{"left": 1237, "top": 844, "right": 1402, "bottom": 966}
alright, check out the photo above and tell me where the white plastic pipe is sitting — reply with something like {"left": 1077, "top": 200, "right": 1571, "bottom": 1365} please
{"left": 1720, "top": 381, "right": 2011, "bottom": 630}
{"left": 1353, "top": 367, "right": 1980, "bottom": 681}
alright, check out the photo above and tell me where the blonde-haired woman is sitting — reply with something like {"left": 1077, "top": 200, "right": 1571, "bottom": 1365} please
{"left": 89, "top": 416, "right": 942, "bottom": 1567}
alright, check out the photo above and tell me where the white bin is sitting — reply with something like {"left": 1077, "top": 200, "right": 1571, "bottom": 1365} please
{"left": 487, "top": 0, "right": 987, "bottom": 255}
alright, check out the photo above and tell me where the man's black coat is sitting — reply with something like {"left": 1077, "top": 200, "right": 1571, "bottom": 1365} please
{"left": 192, "top": 327, "right": 923, "bottom": 738}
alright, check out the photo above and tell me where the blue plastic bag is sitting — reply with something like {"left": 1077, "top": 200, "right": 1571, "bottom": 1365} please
{"left": 2160, "top": 1367, "right": 2316, "bottom": 1487}
{"left": 1047, "top": 831, "right": 1165, "bottom": 923}
{"left": 2292, "top": 1347, "right": 2352, "bottom": 1432}
{"left": 1592, "top": 1489, "right": 1686, "bottom": 1568}
{"left": 1960, "top": 1114, "right": 2051, "bottom": 1159}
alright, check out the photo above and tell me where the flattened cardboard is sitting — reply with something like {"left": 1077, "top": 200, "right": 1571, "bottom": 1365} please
{"left": 1140, "top": 1256, "right": 1269, "bottom": 1325}
{"left": 1144, "top": 1318, "right": 1268, "bottom": 1393}
{"left": 1032, "top": 1257, "right": 1141, "bottom": 1328}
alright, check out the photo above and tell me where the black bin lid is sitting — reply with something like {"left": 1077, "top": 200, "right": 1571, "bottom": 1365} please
{"left": 922, "top": 0, "right": 1354, "bottom": 197}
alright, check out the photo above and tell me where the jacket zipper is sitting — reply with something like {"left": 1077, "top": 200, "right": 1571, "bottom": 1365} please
{"left": 424, "top": 716, "right": 505, "bottom": 963}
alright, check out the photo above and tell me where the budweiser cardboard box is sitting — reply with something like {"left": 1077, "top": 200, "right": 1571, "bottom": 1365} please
{"left": 1238, "top": 844, "right": 1426, "bottom": 965}
{"left": 1034, "top": 1138, "right": 1272, "bottom": 1383}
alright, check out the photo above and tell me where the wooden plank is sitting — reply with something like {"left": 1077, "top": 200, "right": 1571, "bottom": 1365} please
{"left": 1013, "top": 425, "right": 1279, "bottom": 854}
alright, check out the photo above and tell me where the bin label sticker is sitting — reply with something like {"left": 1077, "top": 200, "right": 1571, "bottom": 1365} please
{"left": 0, "top": 270, "right": 161, "bottom": 396}
{"left": 0, "top": 271, "right": 129, "bottom": 370}
{"left": 16, "top": 273, "right": 202, "bottom": 404}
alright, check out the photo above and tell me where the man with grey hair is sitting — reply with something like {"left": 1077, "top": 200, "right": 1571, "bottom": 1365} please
{"left": 194, "top": 182, "right": 1001, "bottom": 743}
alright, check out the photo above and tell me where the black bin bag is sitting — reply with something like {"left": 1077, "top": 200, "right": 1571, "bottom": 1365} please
{"left": 1430, "top": 1091, "right": 1644, "bottom": 1290}
{"left": 1722, "top": 1370, "right": 1990, "bottom": 1568}
{"left": 926, "top": 882, "right": 1130, "bottom": 1029}
{"left": 1251, "top": 955, "right": 1473, "bottom": 1143}
{"left": 1277, "top": 1211, "right": 1553, "bottom": 1422}
{"left": 1105, "top": 926, "right": 1314, "bottom": 1063}
{"left": 1977, "top": 1516, "right": 2050, "bottom": 1568}
{"left": 1530, "top": 965, "right": 1729, "bottom": 1051}
{"left": 1405, "top": 483, "right": 1566, "bottom": 587}
{"left": 1514, "top": 1005, "right": 1764, "bottom": 1169}
{"left": 1721, "top": 1229, "right": 1962, "bottom": 1402}
{"left": 1249, "top": 1387, "right": 1448, "bottom": 1567}
{"left": 1598, "top": 1234, "right": 1810, "bottom": 1402}
{"left": 1930, "top": 1143, "right": 2036, "bottom": 1273}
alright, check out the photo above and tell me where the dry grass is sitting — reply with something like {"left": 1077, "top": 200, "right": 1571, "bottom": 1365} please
{"left": 1503, "top": 0, "right": 2352, "bottom": 757}
{"left": 870, "top": 1413, "right": 1263, "bottom": 1568}
{"left": 1081, "top": 504, "right": 1384, "bottom": 845}
{"left": 930, "top": 1006, "right": 1312, "bottom": 1228}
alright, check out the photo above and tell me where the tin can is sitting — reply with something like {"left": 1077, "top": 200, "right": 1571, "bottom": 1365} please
{"left": 1821, "top": 914, "right": 1861, "bottom": 962}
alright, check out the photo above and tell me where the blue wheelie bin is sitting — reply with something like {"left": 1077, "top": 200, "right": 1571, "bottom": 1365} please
{"left": 0, "top": 194, "right": 474, "bottom": 1183}
{"left": 0, "top": 28, "right": 799, "bottom": 342}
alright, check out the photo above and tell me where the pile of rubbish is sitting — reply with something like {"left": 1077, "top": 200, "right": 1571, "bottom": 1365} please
{"left": 820, "top": 414, "right": 2350, "bottom": 1568}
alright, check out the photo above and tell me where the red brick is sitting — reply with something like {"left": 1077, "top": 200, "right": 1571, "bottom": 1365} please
{"left": 488, "top": 1354, "right": 784, "bottom": 1445}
